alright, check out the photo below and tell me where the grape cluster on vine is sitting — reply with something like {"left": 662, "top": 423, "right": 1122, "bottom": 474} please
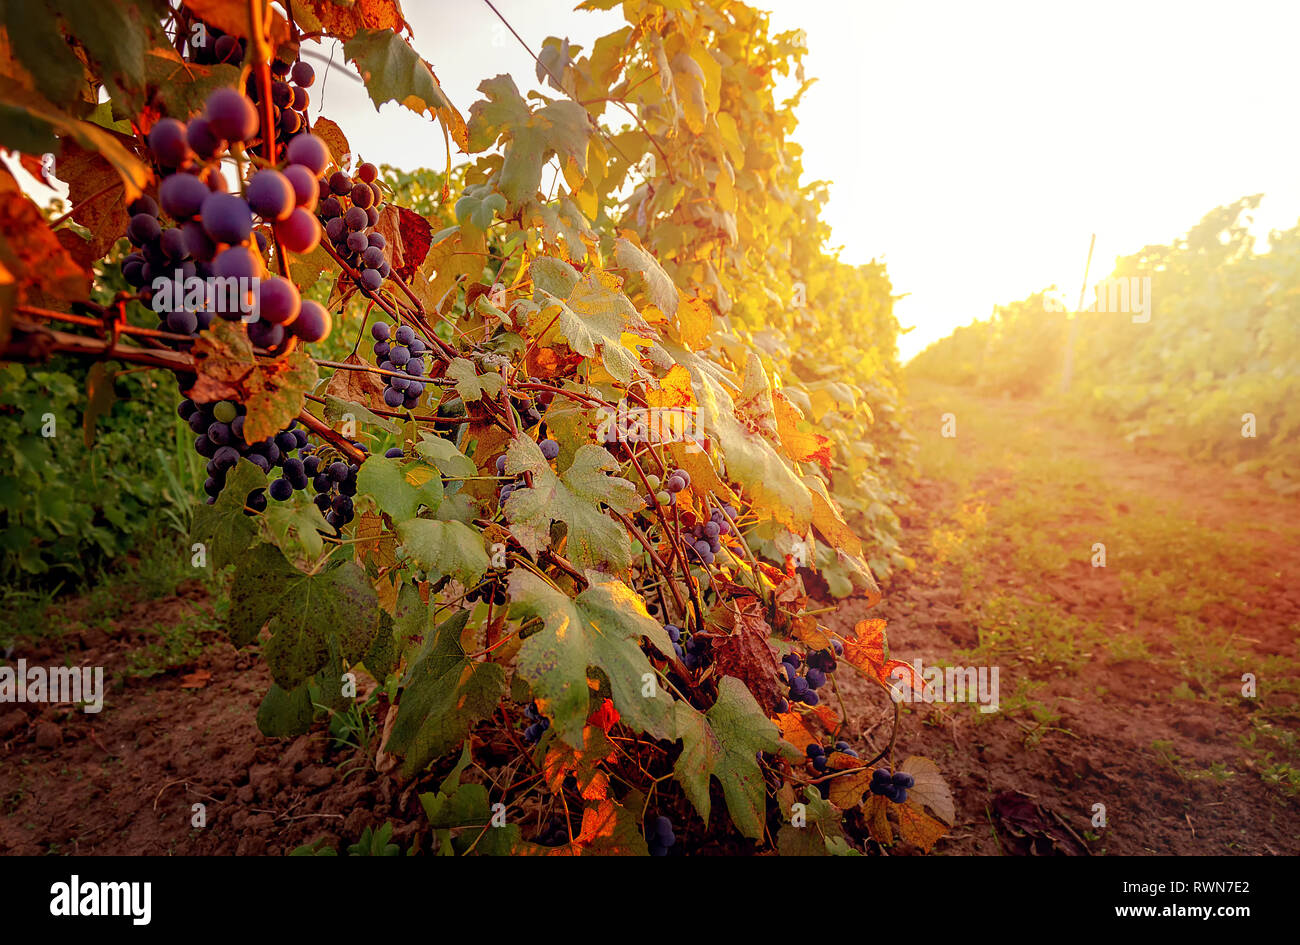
{"left": 370, "top": 321, "right": 427, "bottom": 410}
{"left": 663, "top": 622, "right": 710, "bottom": 672}
{"left": 249, "top": 55, "right": 316, "bottom": 152}
{"left": 180, "top": 396, "right": 308, "bottom": 509}
{"left": 184, "top": 21, "right": 315, "bottom": 153}
{"left": 805, "top": 739, "right": 861, "bottom": 774}
{"left": 320, "top": 161, "right": 390, "bottom": 294}
{"left": 685, "top": 498, "right": 736, "bottom": 566}
{"left": 777, "top": 639, "right": 841, "bottom": 711}
{"left": 870, "top": 769, "right": 914, "bottom": 804}
{"left": 304, "top": 444, "right": 364, "bottom": 529}
{"left": 127, "top": 88, "right": 332, "bottom": 346}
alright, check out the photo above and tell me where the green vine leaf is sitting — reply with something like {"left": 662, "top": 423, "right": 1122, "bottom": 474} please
{"left": 507, "top": 568, "right": 675, "bottom": 750}
{"left": 225, "top": 543, "right": 380, "bottom": 689}
{"left": 356, "top": 454, "right": 443, "bottom": 521}
{"left": 777, "top": 786, "right": 860, "bottom": 856}
{"left": 503, "top": 437, "right": 642, "bottom": 570}
{"left": 387, "top": 610, "right": 506, "bottom": 777}
{"left": 446, "top": 357, "right": 504, "bottom": 402}
{"left": 673, "top": 675, "right": 797, "bottom": 841}
{"left": 532, "top": 263, "right": 658, "bottom": 385}
{"left": 396, "top": 518, "right": 490, "bottom": 588}
{"left": 343, "top": 28, "right": 468, "bottom": 150}
{"left": 466, "top": 73, "right": 591, "bottom": 209}
{"left": 190, "top": 459, "right": 266, "bottom": 571}
{"left": 416, "top": 432, "right": 477, "bottom": 478}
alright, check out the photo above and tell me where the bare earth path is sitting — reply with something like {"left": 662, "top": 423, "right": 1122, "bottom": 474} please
{"left": 827, "top": 381, "right": 1300, "bottom": 854}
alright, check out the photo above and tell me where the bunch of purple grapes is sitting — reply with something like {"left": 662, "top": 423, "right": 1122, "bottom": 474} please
{"left": 320, "top": 161, "right": 390, "bottom": 293}
{"left": 124, "top": 87, "right": 332, "bottom": 346}
{"left": 522, "top": 702, "right": 550, "bottom": 744}
{"left": 183, "top": 21, "right": 315, "bottom": 154}
{"left": 249, "top": 56, "right": 315, "bottom": 151}
{"left": 869, "top": 768, "right": 914, "bottom": 803}
{"left": 304, "top": 444, "right": 363, "bottom": 530}
{"left": 370, "top": 321, "right": 427, "bottom": 410}
{"left": 663, "top": 623, "right": 709, "bottom": 671}
{"left": 684, "top": 500, "right": 736, "bottom": 566}
{"left": 510, "top": 381, "right": 551, "bottom": 428}
{"left": 183, "top": 22, "right": 246, "bottom": 66}
{"left": 641, "top": 466, "right": 690, "bottom": 509}
{"left": 776, "top": 640, "right": 841, "bottom": 711}
{"left": 180, "top": 396, "right": 309, "bottom": 508}
{"left": 494, "top": 435, "right": 560, "bottom": 506}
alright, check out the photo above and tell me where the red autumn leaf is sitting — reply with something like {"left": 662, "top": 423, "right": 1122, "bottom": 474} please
{"left": 706, "top": 601, "right": 786, "bottom": 715}
{"left": 374, "top": 204, "right": 433, "bottom": 284}
{"left": 586, "top": 698, "right": 620, "bottom": 733}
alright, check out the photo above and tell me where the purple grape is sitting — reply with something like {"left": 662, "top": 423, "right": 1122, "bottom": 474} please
{"left": 248, "top": 320, "right": 284, "bottom": 348}
{"left": 328, "top": 172, "right": 352, "bottom": 196}
{"left": 256, "top": 276, "right": 301, "bottom": 325}
{"left": 282, "top": 164, "right": 318, "bottom": 209}
{"left": 148, "top": 118, "right": 191, "bottom": 167}
{"left": 166, "top": 309, "right": 198, "bottom": 334}
{"left": 160, "top": 173, "right": 210, "bottom": 220}
{"left": 270, "top": 80, "right": 293, "bottom": 108}
{"left": 276, "top": 208, "right": 320, "bottom": 253}
{"left": 247, "top": 169, "right": 294, "bottom": 221}
{"left": 343, "top": 206, "right": 367, "bottom": 231}
{"left": 287, "top": 134, "right": 329, "bottom": 176}
{"left": 159, "top": 227, "right": 189, "bottom": 260}
{"left": 371, "top": 321, "right": 390, "bottom": 341}
{"left": 129, "top": 195, "right": 159, "bottom": 217}
{"left": 214, "top": 35, "right": 243, "bottom": 64}
{"left": 127, "top": 213, "right": 162, "bottom": 246}
{"left": 350, "top": 182, "right": 374, "bottom": 209}
{"left": 180, "top": 220, "right": 216, "bottom": 260}
{"left": 200, "top": 192, "right": 252, "bottom": 244}
{"left": 205, "top": 88, "right": 259, "bottom": 143}
{"left": 360, "top": 268, "right": 382, "bottom": 291}
{"left": 211, "top": 245, "right": 259, "bottom": 282}
{"left": 186, "top": 117, "right": 224, "bottom": 159}
{"left": 291, "top": 300, "right": 330, "bottom": 343}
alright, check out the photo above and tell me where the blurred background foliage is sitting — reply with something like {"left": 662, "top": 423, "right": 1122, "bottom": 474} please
{"left": 907, "top": 196, "right": 1299, "bottom": 491}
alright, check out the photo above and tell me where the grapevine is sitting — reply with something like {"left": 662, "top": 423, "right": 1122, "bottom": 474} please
{"left": 0, "top": 0, "right": 938, "bottom": 855}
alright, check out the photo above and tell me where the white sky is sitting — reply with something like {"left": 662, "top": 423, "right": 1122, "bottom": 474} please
{"left": 21, "top": 1, "right": 1300, "bottom": 361}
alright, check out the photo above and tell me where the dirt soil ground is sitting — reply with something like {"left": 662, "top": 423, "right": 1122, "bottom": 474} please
{"left": 2, "top": 388, "right": 1297, "bottom": 855}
